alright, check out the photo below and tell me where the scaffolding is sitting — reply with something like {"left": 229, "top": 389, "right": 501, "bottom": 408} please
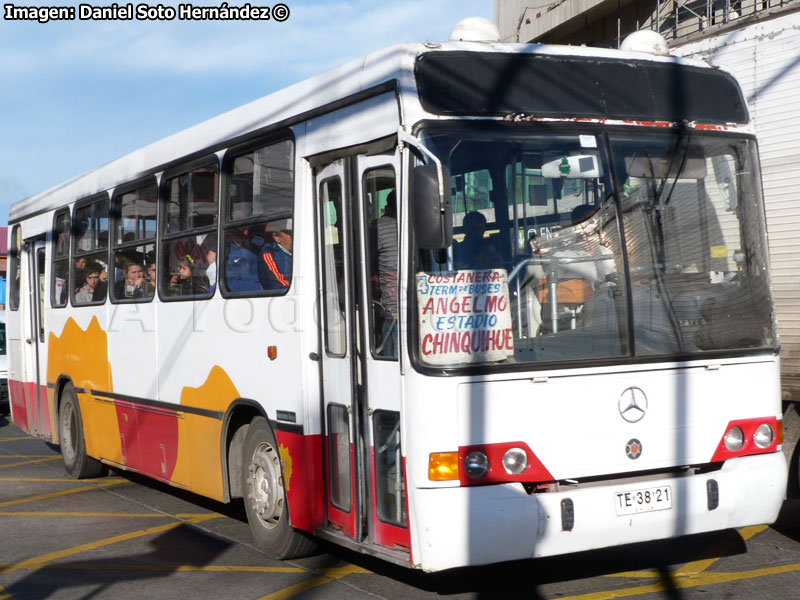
{"left": 647, "top": 0, "right": 797, "bottom": 41}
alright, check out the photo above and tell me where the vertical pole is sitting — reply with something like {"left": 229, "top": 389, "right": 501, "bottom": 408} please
{"left": 656, "top": 0, "right": 661, "bottom": 33}
{"left": 674, "top": 0, "right": 679, "bottom": 39}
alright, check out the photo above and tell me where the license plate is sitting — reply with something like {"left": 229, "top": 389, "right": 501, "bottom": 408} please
{"left": 614, "top": 485, "right": 672, "bottom": 516}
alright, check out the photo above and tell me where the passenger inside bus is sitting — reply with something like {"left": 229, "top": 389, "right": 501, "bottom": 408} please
{"left": 74, "top": 262, "right": 103, "bottom": 303}
{"left": 144, "top": 260, "right": 156, "bottom": 297}
{"left": 203, "top": 233, "right": 218, "bottom": 294}
{"left": 115, "top": 260, "right": 147, "bottom": 299}
{"left": 374, "top": 192, "right": 398, "bottom": 356}
{"left": 73, "top": 256, "right": 88, "bottom": 290}
{"left": 225, "top": 227, "right": 261, "bottom": 292}
{"left": 453, "top": 211, "right": 503, "bottom": 270}
{"left": 258, "top": 227, "right": 292, "bottom": 290}
{"left": 168, "top": 255, "right": 209, "bottom": 296}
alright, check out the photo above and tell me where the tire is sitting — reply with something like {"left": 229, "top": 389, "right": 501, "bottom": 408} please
{"left": 242, "top": 417, "right": 316, "bottom": 558}
{"left": 59, "top": 385, "right": 106, "bottom": 479}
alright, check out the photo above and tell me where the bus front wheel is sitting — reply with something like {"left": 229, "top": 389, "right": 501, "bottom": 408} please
{"left": 59, "top": 386, "right": 106, "bottom": 479}
{"left": 241, "top": 417, "right": 316, "bottom": 558}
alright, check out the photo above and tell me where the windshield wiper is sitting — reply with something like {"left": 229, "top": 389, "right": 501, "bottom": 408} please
{"left": 657, "top": 124, "right": 692, "bottom": 210}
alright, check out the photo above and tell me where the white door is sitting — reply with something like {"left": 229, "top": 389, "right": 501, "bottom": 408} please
{"left": 19, "top": 237, "right": 51, "bottom": 437}
{"left": 315, "top": 148, "right": 408, "bottom": 553}
{"left": 354, "top": 151, "right": 408, "bottom": 551}
{"left": 316, "top": 159, "right": 359, "bottom": 538}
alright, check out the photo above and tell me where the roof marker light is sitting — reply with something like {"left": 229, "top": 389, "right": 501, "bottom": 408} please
{"left": 449, "top": 17, "right": 501, "bottom": 43}
{"left": 620, "top": 30, "right": 671, "bottom": 56}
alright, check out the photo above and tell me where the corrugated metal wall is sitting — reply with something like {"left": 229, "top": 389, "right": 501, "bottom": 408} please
{"left": 675, "top": 13, "right": 800, "bottom": 400}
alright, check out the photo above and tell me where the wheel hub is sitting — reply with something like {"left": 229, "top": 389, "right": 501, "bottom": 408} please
{"left": 247, "top": 441, "right": 283, "bottom": 529}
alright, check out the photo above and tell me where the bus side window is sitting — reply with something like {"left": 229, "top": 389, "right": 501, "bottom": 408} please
{"left": 363, "top": 167, "right": 398, "bottom": 359}
{"left": 9, "top": 225, "right": 21, "bottom": 311}
{"left": 161, "top": 160, "right": 219, "bottom": 300}
{"left": 111, "top": 179, "right": 157, "bottom": 303}
{"left": 52, "top": 209, "right": 70, "bottom": 307}
{"left": 72, "top": 195, "right": 109, "bottom": 307}
{"left": 221, "top": 138, "right": 295, "bottom": 298}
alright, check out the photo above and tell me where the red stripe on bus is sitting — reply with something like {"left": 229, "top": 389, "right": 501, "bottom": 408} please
{"left": 8, "top": 380, "right": 50, "bottom": 437}
{"left": 274, "top": 430, "right": 325, "bottom": 533}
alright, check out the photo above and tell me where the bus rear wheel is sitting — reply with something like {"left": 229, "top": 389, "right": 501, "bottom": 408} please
{"left": 59, "top": 386, "right": 106, "bottom": 479}
{"left": 241, "top": 417, "right": 316, "bottom": 558}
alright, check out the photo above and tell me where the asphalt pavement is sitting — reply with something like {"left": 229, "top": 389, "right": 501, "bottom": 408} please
{"left": 2, "top": 412, "right": 800, "bottom": 600}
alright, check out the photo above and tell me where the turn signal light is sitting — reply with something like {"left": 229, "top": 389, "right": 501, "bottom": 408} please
{"left": 429, "top": 452, "right": 459, "bottom": 481}
{"left": 777, "top": 419, "right": 784, "bottom": 447}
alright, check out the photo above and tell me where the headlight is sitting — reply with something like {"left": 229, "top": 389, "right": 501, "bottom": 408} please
{"left": 464, "top": 451, "right": 489, "bottom": 479}
{"left": 724, "top": 426, "right": 745, "bottom": 451}
{"left": 753, "top": 423, "right": 774, "bottom": 448}
{"left": 502, "top": 447, "right": 528, "bottom": 474}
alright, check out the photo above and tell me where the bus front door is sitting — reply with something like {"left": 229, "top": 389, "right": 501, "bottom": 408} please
{"left": 316, "top": 159, "right": 360, "bottom": 540}
{"left": 18, "top": 237, "right": 52, "bottom": 437}
{"left": 355, "top": 151, "right": 409, "bottom": 553}
{"left": 315, "top": 149, "right": 408, "bottom": 556}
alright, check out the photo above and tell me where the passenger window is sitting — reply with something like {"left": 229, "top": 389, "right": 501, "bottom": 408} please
{"left": 8, "top": 225, "right": 21, "bottom": 311}
{"left": 364, "top": 167, "right": 398, "bottom": 359}
{"left": 320, "top": 177, "right": 346, "bottom": 357}
{"left": 228, "top": 140, "right": 293, "bottom": 221}
{"left": 161, "top": 236, "right": 214, "bottom": 298}
{"left": 36, "top": 246, "right": 45, "bottom": 342}
{"left": 111, "top": 180, "right": 157, "bottom": 303}
{"left": 373, "top": 410, "right": 406, "bottom": 527}
{"left": 221, "top": 138, "right": 294, "bottom": 297}
{"left": 52, "top": 210, "right": 70, "bottom": 307}
{"left": 328, "top": 404, "right": 352, "bottom": 511}
{"left": 161, "top": 159, "right": 219, "bottom": 300}
{"left": 164, "top": 163, "right": 218, "bottom": 234}
{"left": 72, "top": 196, "right": 109, "bottom": 306}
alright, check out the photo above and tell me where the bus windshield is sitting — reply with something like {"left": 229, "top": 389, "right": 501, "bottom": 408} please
{"left": 414, "top": 126, "right": 776, "bottom": 369}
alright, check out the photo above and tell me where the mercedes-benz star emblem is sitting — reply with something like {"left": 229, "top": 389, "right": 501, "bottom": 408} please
{"left": 619, "top": 386, "right": 648, "bottom": 423}
{"left": 626, "top": 438, "right": 643, "bottom": 460}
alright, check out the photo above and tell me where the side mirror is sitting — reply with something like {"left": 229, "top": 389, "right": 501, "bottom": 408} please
{"left": 412, "top": 164, "right": 453, "bottom": 250}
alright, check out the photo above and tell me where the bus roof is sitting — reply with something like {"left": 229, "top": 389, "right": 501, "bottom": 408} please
{"left": 9, "top": 41, "right": 717, "bottom": 223}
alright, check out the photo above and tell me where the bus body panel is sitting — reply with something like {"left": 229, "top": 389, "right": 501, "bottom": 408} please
{"left": 457, "top": 358, "right": 781, "bottom": 479}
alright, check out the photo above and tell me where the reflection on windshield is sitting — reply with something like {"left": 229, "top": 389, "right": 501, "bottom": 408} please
{"left": 415, "top": 128, "right": 775, "bottom": 369}
{"left": 611, "top": 132, "right": 774, "bottom": 356}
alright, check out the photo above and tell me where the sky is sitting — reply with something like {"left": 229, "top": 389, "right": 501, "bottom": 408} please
{"left": 0, "top": 0, "right": 493, "bottom": 224}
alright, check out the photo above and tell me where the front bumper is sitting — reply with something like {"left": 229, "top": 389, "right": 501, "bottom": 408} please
{"left": 412, "top": 451, "right": 787, "bottom": 572}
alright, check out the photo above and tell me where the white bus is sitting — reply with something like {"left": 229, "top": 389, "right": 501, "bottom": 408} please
{"left": 6, "top": 21, "right": 787, "bottom": 571}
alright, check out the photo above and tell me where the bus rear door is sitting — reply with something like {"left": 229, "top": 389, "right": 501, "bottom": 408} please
{"left": 17, "top": 236, "right": 51, "bottom": 437}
